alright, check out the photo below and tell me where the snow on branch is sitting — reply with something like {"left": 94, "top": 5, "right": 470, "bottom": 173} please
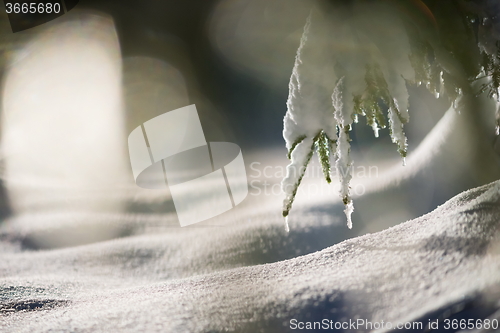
{"left": 282, "top": 0, "right": 500, "bottom": 230}
{"left": 282, "top": 3, "right": 414, "bottom": 228}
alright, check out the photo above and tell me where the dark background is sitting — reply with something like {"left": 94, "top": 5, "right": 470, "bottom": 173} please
{"left": 73, "top": 0, "right": 446, "bottom": 152}
{"left": 77, "top": 0, "right": 294, "bottom": 150}
{"left": 3, "top": 0, "right": 443, "bottom": 154}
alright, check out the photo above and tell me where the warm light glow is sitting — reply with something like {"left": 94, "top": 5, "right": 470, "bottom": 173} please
{"left": 2, "top": 13, "right": 127, "bottom": 212}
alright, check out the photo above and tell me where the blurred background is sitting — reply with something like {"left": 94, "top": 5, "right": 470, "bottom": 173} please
{"left": 0, "top": 0, "right": 314, "bottom": 249}
{"left": 0, "top": 0, "right": 499, "bottom": 251}
{"left": 73, "top": 0, "right": 310, "bottom": 148}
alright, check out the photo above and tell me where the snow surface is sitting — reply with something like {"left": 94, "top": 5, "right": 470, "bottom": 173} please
{"left": 1, "top": 107, "right": 500, "bottom": 330}
{"left": 1, "top": 172, "right": 500, "bottom": 332}
{"left": 1, "top": 3, "right": 500, "bottom": 331}
{"left": 3, "top": 99, "right": 498, "bottom": 330}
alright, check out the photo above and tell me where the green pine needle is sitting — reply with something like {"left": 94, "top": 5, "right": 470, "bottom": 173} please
{"left": 314, "top": 131, "right": 333, "bottom": 184}
{"left": 282, "top": 141, "right": 315, "bottom": 217}
{"left": 287, "top": 135, "right": 307, "bottom": 160}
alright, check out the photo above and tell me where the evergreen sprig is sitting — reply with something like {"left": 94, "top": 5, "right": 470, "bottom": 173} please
{"left": 477, "top": 42, "right": 500, "bottom": 100}
{"left": 315, "top": 131, "right": 334, "bottom": 183}
{"left": 283, "top": 139, "right": 315, "bottom": 217}
{"left": 287, "top": 135, "right": 307, "bottom": 159}
{"left": 283, "top": 130, "right": 336, "bottom": 217}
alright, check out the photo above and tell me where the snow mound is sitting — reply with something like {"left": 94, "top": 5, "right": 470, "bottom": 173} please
{"left": 1, "top": 181, "right": 499, "bottom": 332}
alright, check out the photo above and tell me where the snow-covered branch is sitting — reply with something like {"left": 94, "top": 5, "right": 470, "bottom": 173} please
{"left": 281, "top": 0, "right": 500, "bottom": 229}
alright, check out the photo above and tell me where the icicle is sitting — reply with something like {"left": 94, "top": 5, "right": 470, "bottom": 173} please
{"left": 496, "top": 102, "right": 500, "bottom": 136}
{"left": 284, "top": 216, "right": 290, "bottom": 233}
{"left": 439, "top": 71, "right": 445, "bottom": 97}
{"left": 332, "top": 77, "right": 356, "bottom": 227}
{"left": 344, "top": 200, "right": 354, "bottom": 229}
{"left": 332, "top": 77, "right": 344, "bottom": 121}
{"left": 336, "top": 128, "right": 353, "bottom": 208}
{"left": 388, "top": 103, "right": 408, "bottom": 158}
{"left": 336, "top": 127, "right": 353, "bottom": 227}
{"left": 402, "top": 157, "right": 406, "bottom": 166}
